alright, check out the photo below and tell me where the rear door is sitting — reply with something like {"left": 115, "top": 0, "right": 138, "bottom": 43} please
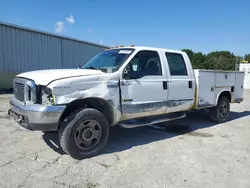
{"left": 120, "top": 50, "right": 168, "bottom": 119}
{"left": 164, "top": 52, "right": 195, "bottom": 113}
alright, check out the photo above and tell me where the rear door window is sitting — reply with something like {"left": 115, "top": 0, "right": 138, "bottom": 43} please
{"left": 165, "top": 53, "right": 188, "bottom": 76}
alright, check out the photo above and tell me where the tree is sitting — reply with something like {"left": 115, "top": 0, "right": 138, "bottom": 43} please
{"left": 182, "top": 49, "right": 206, "bottom": 69}
{"left": 244, "top": 54, "right": 250, "bottom": 62}
{"left": 204, "top": 51, "right": 235, "bottom": 70}
{"left": 182, "top": 49, "right": 194, "bottom": 61}
{"left": 192, "top": 52, "right": 206, "bottom": 69}
{"left": 182, "top": 49, "right": 247, "bottom": 71}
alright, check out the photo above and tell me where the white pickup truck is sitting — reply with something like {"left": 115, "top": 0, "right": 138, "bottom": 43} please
{"left": 9, "top": 46, "right": 244, "bottom": 159}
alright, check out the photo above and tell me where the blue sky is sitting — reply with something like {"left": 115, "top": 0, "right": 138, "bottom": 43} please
{"left": 0, "top": 0, "right": 249, "bottom": 56}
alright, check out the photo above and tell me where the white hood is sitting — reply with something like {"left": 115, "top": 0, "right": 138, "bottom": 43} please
{"left": 17, "top": 69, "right": 105, "bottom": 85}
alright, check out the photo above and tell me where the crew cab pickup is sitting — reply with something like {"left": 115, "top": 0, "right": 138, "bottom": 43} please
{"left": 9, "top": 46, "right": 244, "bottom": 159}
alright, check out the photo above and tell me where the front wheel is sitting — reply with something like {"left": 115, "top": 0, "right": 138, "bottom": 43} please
{"left": 209, "top": 96, "right": 230, "bottom": 123}
{"left": 59, "top": 108, "right": 110, "bottom": 160}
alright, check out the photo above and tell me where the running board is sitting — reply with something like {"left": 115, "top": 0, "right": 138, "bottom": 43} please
{"left": 119, "top": 112, "right": 186, "bottom": 128}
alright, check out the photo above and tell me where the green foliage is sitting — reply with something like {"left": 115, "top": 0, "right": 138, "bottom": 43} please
{"left": 192, "top": 52, "right": 206, "bottom": 69}
{"left": 182, "top": 49, "right": 239, "bottom": 71}
{"left": 244, "top": 54, "right": 250, "bottom": 62}
{"left": 182, "top": 49, "right": 194, "bottom": 61}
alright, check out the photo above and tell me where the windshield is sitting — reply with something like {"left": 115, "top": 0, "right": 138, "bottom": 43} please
{"left": 81, "top": 48, "right": 134, "bottom": 73}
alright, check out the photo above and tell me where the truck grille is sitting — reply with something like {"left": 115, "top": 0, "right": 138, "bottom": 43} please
{"left": 13, "top": 78, "right": 36, "bottom": 104}
{"left": 14, "top": 83, "right": 25, "bottom": 102}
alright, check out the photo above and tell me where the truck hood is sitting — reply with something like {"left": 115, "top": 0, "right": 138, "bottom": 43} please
{"left": 17, "top": 69, "right": 105, "bottom": 85}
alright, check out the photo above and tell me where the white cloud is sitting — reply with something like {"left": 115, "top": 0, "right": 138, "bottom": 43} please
{"left": 88, "top": 28, "right": 92, "bottom": 33}
{"left": 66, "top": 15, "right": 75, "bottom": 24}
{"left": 55, "top": 21, "right": 64, "bottom": 33}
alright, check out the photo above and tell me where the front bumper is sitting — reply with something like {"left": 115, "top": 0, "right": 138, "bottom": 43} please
{"left": 8, "top": 96, "right": 66, "bottom": 131}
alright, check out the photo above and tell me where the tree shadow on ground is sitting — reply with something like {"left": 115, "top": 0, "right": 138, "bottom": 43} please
{"left": 42, "top": 110, "right": 250, "bottom": 156}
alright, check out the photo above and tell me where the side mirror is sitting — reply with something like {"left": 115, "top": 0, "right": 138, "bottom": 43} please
{"left": 123, "top": 67, "right": 131, "bottom": 79}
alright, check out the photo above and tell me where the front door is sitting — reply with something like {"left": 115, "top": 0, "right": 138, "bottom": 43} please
{"left": 120, "top": 50, "right": 168, "bottom": 120}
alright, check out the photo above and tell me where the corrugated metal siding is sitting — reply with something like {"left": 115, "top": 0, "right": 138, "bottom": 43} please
{"left": 0, "top": 22, "right": 106, "bottom": 73}
{"left": 61, "top": 39, "right": 104, "bottom": 68}
{"left": 0, "top": 25, "right": 4, "bottom": 71}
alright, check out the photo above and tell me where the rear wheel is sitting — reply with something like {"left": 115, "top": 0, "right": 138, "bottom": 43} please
{"left": 209, "top": 96, "right": 230, "bottom": 123}
{"left": 59, "top": 108, "right": 109, "bottom": 159}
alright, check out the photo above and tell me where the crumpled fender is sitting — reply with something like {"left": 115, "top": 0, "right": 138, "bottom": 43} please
{"left": 48, "top": 73, "right": 122, "bottom": 123}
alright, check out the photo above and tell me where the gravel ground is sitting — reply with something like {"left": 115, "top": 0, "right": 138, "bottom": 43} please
{"left": 0, "top": 91, "right": 250, "bottom": 188}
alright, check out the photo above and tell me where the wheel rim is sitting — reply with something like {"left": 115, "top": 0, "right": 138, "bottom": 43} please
{"left": 74, "top": 120, "right": 102, "bottom": 150}
{"left": 219, "top": 101, "right": 229, "bottom": 119}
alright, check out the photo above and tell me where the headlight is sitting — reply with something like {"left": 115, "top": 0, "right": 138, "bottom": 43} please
{"left": 40, "top": 86, "right": 55, "bottom": 106}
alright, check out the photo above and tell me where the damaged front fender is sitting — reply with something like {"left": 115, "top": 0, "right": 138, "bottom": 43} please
{"left": 47, "top": 73, "right": 122, "bottom": 124}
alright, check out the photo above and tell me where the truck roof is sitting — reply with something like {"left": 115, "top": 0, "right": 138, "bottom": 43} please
{"left": 111, "top": 46, "right": 185, "bottom": 54}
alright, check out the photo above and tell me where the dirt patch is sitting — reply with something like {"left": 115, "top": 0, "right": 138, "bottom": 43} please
{"left": 86, "top": 182, "right": 99, "bottom": 188}
{"left": 186, "top": 132, "right": 214, "bottom": 138}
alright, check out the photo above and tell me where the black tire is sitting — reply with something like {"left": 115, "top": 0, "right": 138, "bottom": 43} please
{"left": 59, "top": 108, "right": 109, "bottom": 160}
{"left": 42, "top": 131, "right": 56, "bottom": 133}
{"left": 209, "top": 96, "right": 230, "bottom": 123}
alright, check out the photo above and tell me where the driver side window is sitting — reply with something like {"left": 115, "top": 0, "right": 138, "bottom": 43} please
{"left": 124, "top": 50, "right": 162, "bottom": 79}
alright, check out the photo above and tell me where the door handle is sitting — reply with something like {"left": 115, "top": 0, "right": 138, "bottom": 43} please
{"left": 163, "top": 81, "right": 168, "bottom": 90}
{"left": 188, "top": 81, "right": 192, "bottom": 88}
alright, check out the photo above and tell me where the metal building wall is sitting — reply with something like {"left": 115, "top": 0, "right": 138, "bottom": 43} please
{"left": 0, "top": 22, "right": 108, "bottom": 73}
{"left": 61, "top": 39, "right": 105, "bottom": 68}
{"left": 239, "top": 63, "right": 250, "bottom": 89}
